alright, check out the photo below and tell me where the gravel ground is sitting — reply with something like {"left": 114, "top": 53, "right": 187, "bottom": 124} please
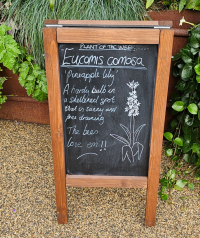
{"left": 0, "top": 119, "right": 200, "bottom": 237}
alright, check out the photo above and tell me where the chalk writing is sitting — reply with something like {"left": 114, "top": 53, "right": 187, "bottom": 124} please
{"left": 58, "top": 43, "right": 158, "bottom": 175}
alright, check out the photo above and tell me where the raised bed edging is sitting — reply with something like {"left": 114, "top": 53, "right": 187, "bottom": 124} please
{"left": 0, "top": 65, "right": 50, "bottom": 124}
{"left": 0, "top": 10, "right": 199, "bottom": 128}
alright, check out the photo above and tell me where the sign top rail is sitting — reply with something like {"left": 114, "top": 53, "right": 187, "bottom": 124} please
{"left": 44, "top": 19, "right": 172, "bottom": 29}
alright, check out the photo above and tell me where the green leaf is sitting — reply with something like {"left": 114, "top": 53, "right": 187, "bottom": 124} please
{"left": 160, "top": 178, "right": 168, "bottom": 186}
{"left": 194, "top": 64, "right": 200, "bottom": 75}
{"left": 161, "top": 186, "right": 167, "bottom": 193}
{"left": 18, "top": 76, "right": 26, "bottom": 87}
{"left": 26, "top": 75, "right": 35, "bottom": 81}
{"left": 185, "top": 81, "right": 197, "bottom": 94}
{"left": 164, "top": 132, "right": 173, "bottom": 141}
{"left": 196, "top": 75, "right": 200, "bottom": 83}
{"left": 182, "top": 123, "right": 192, "bottom": 134}
{"left": 198, "top": 111, "right": 200, "bottom": 120}
{"left": 188, "top": 103, "right": 198, "bottom": 114}
{"left": 185, "top": 114, "right": 194, "bottom": 126}
{"left": 177, "top": 63, "right": 185, "bottom": 69}
{"left": 174, "top": 137, "right": 183, "bottom": 146}
{"left": 171, "top": 155, "right": 180, "bottom": 161}
{"left": 183, "top": 153, "right": 190, "bottom": 162}
{"left": 176, "top": 80, "right": 187, "bottom": 91}
{"left": 181, "top": 49, "right": 193, "bottom": 64}
{"left": 171, "top": 119, "right": 178, "bottom": 129}
{"left": 5, "top": 44, "right": 21, "bottom": 57}
{"left": 146, "top": 0, "right": 154, "bottom": 8}
{"left": 191, "top": 47, "right": 200, "bottom": 55}
{"left": 1, "top": 35, "right": 15, "bottom": 44}
{"left": 2, "top": 56, "right": 16, "bottom": 70}
{"left": 0, "top": 23, "right": 11, "bottom": 36}
{"left": 160, "top": 194, "right": 168, "bottom": 200}
{"left": 42, "top": 84, "right": 48, "bottom": 94}
{"left": 0, "top": 76, "right": 7, "bottom": 85}
{"left": 192, "top": 143, "right": 200, "bottom": 153}
{"left": 167, "top": 169, "right": 176, "bottom": 180}
{"left": 181, "top": 63, "right": 194, "bottom": 78}
{"left": 49, "top": 0, "right": 55, "bottom": 10}
{"left": 0, "top": 50, "right": 6, "bottom": 61}
{"left": 26, "top": 55, "right": 34, "bottom": 62}
{"left": 19, "top": 65, "right": 29, "bottom": 80}
{"left": 183, "top": 140, "right": 193, "bottom": 153}
{"left": 190, "top": 34, "right": 200, "bottom": 48}
{"left": 174, "top": 185, "right": 183, "bottom": 191}
{"left": 185, "top": 0, "right": 200, "bottom": 9}
{"left": 181, "top": 94, "right": 190, "bottom": 107}
{"left": 176, "top": 179, "right": 188, "bottom": 188}
{"left": 165, "top": 149, "right": 173, "bottom": 157}
{"left": 172, "top": 53, "right": 181, "bottom": 61}
{"left": 172, "top": 101, "right": 184, "bottom": 112}
{"left": 191, "top": 153, "right": 199, "bottom": 164}
{"left": 172, "top": 67, "right": 179, "bottom": 77}
{"left": 191, "top": 128, "right": 199, "bottom": 143}
{"left": 188, "top": 183, "right": 195, "bottom": 190}
{"left": 193, "top": 91, "right": 200, "bottom": 101}
{"left": 195, "top": 169, "right": 200, "bottom": 177}
{"left": 12, "top": 62, "right": 20, "bottom": 75}
{"left": 179, "top": 0, "right": 187, "bottom": 12}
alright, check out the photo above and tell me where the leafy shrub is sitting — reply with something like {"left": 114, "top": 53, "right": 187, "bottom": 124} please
{"left": 146, "top": 0, "right": 200, "bottom": 11}
{"left": 0, "top": 23, "right": 48, "bottom": 104}
{"left": 159, "top": 19, "right": 200, "bottom": 200}
{"left": 0, "top": 68, "right": 7, "bottom": 108}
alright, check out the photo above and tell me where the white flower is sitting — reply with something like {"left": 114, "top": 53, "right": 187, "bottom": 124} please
{"left": 127, "top": 80, "right": 139, "bottom": 90}
{"left": 125, "top": 80, "right": 140, "bottom": 117}
{"left": 127, "top": 96, "right": 134, "bottom": 103}
{"left": 133, "top": 82, "right": 139, "bottom": 89}
{"left": 129, "top": 92, "right": 137, "bottom": 98}
{"left": 179, "top": 17, "right": 194, "bottom": 27}
{"left": 179, "top": 17, "right": 186, "bottom": 26}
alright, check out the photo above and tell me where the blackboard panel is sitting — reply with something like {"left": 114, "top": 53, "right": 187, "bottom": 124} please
{"left": 58, "top": 43, "right": 158, "bottom": 176}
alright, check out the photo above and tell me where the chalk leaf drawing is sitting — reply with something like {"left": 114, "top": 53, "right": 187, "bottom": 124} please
{"left": 110, "top": 80, "right": 146, "bottom": 163}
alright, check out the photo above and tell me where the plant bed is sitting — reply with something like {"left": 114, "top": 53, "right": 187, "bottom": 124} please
{"left": 0, "top": 65, "right": 49, "bottom": 124}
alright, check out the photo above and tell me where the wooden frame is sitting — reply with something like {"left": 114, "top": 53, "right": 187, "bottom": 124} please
{"left": 43, "top": 20, "right": 173, "bottom": 226}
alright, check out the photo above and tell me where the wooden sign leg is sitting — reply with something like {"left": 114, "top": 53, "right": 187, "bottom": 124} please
{"left": 43, "top": 27, "right": 68, "bottom": 224}
{"left": 145, "top": 29, "right": 174, "bottom": 226}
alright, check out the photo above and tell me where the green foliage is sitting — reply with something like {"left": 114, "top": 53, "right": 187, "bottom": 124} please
{"left": 49, "top": 0, "right": 55, "bottom": 10}
{"left": 146, "top": 0, "right": 200, "bottom": 11}
{"left": 0, "top": 23, "right": 47, "bottom": 104}
{"left": 159, "top": 169, "right": 176, "bottom": 200}
{"left": 0, "top": 68, "right": 7, "bottom": 108}
{"left": 160, "top": 22, "right": 200, "bottom": 202}
{"left": 0, "top": 0, "right": 148, "bottom": 69}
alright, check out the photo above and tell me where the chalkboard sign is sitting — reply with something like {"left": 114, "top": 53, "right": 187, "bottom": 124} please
{"left": 43, "top": 20, "right": 173, "bottom": 226}
{"left": 58, "top": 43, "right": 158, "bottom": 176}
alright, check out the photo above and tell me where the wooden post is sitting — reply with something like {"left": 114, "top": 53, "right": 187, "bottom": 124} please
{"left": 43, "top": 28, "right": 68, "bottom": 224}
{"left": 145, "top": 29, "right": 174, "bottom": 226}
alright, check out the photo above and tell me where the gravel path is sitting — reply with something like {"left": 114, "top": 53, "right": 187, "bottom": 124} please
{"left": 0, "top": 119, "right": 200, "bottom": 237}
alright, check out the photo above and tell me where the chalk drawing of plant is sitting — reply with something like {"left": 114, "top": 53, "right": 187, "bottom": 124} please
{"left": 110, "top": 80, "right": 146, "bottom": 163}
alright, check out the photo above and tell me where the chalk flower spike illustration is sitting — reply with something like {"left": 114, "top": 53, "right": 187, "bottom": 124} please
{"left": 110, "top": 80, "right": 146, "bottom": 163}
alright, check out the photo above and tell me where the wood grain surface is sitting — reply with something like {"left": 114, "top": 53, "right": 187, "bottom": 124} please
{"left": 66, "top": 175, "right": 147, "bottom": 188}
{"left": 43, "top": 28, "right": 68, "bottom": 224}
{"left": 57, "top": 28, "right": 160, "bottom": 44}
{"left": 45, "top": 19, "right": 172, "bottom": 27}
{"left": 145, "top": 29, "right": 174, "bottom": 227}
